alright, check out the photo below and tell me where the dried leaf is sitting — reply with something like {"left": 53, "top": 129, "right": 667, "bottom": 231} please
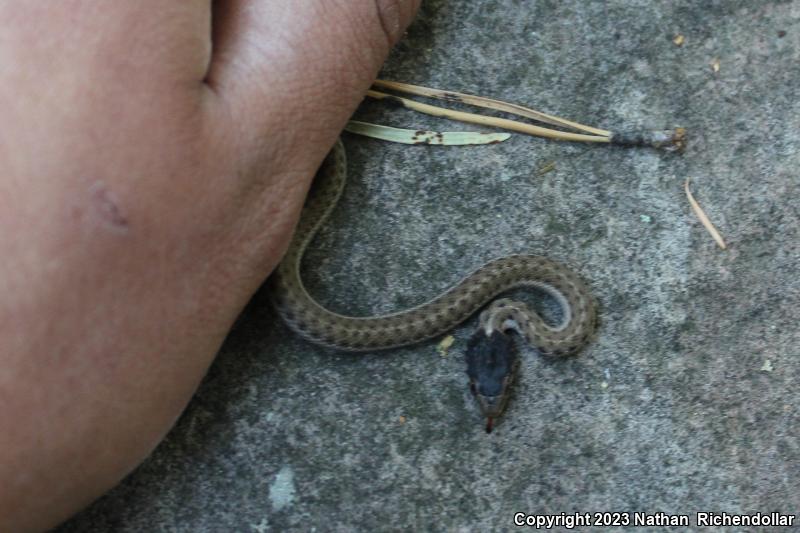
{"left": 344, "top": 121, "right": 510, "bottom": 145}
{"left": 673, "top": 34, "right": 685, "bottom": 46}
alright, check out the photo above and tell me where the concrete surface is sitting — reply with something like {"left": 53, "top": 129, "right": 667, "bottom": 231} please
{"left": 60, "top": 1, "right": 800, "bottom": 531}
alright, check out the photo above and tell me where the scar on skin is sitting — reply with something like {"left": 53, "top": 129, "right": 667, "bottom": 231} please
{"left": 89, "top": 182, "right": 129, "bottom": 231}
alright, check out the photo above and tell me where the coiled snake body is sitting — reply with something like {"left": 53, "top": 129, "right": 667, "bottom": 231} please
{"left": 270, "top": 138, "right": 597, "bottom": 431}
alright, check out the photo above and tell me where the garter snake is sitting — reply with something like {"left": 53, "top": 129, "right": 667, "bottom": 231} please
{"left": 269, "top": 138, "right": 596, "bottom": 431}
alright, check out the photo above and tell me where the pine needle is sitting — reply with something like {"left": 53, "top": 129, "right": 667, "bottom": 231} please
{"left": 685, "top": 178, "right": 727, "bottom": 249}
{"left": 365, "top": 89, "right": 610, "bottom": 143}
{"left": 368, "top": 81, "right": 685, "bottom": 150}
{"left": 373, "top": 79, "right": 610, "bottom": 137}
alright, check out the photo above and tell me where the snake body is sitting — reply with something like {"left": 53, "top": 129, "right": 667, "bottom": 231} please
{"left": 269, "top": 138, "right": 597, "bottom": 427}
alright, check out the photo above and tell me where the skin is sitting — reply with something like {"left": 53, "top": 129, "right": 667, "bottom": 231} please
{"left": 0, "top": 1, "right": 420, "bottom": 530}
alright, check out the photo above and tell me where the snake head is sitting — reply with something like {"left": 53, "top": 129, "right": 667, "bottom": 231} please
{"left": 465, "top": 329, "right": 519, "bottom": 433}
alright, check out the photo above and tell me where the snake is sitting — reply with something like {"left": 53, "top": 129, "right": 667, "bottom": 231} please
{"left": 269, "top": 138, "right": 597, "bottom": 432}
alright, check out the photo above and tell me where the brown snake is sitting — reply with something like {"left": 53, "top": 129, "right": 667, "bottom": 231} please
{"left": 269, "top": 138, "right": 597, "bottom": 430}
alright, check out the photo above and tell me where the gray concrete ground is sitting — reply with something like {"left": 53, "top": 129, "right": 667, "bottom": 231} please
{"left": 61, "top": 1, "right": 800, "bottom": 531}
